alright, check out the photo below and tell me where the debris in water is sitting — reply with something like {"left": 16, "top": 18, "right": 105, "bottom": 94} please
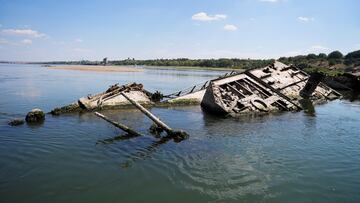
{"left": 25, "top": 108, "right": 45, "bottom": 123}
{"left": 120, "top": 92, "right": 189, "bottom": 141}
{"left": 51, "top": 82, "right": 153, "bottom": 115}
{"left": 149, "top": 123, "right": 164, "bottom": 137}
{"left": 201, "top": 61, "right": 341, "bottom": 116}
{"left": 8, "top": 118, "right": 25, "bottom": 126}
{"left": 48, "top": 61, "right": 341, "bottom": 119}
{"left": 78, "top": 83, "right": 152, "bottom": 110}
{"left": 94, "top": 112, "right": 142, "bottom": 137}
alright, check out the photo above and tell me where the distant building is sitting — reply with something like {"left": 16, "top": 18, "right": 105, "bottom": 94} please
{"left": 102, "top": 57, "right": 108, "bottom": 66}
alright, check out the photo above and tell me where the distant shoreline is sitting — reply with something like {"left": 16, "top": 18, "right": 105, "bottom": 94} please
{"left": 46, "top": 64, "right": 240, "bottom": 72}
{"left": 48, "top": 65, "right": 143, "bottom": 73}
{"left": 142, "top": 65, "right": 242, "bottom": 71}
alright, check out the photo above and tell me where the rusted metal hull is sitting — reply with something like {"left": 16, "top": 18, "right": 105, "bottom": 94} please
{"left": 201, "top": 61, "right": 341, "bottom": 116}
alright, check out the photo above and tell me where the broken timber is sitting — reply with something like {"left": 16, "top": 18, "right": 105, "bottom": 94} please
{"left": 94, "top": 112, "right": 142, "bottom": 137}
{"left": 120, "top": 92, "right": 189, "bottom": 140}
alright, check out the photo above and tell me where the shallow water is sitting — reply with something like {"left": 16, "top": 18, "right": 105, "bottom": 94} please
{"left": 1, "top": 64, "right": 360, "bottom": 203}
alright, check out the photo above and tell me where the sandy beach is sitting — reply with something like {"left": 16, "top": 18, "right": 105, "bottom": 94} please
{"left": 48, "top": 65, "right": 143, "bottom": 72}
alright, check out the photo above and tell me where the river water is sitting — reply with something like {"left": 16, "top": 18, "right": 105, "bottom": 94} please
{"left": 1, "top": 64, "right": 360, "bottom": 203}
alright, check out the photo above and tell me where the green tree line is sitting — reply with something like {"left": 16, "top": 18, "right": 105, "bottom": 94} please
{"left": 111, "top": 58, "right": 274, "bottom": 70}
{"left": 37, "top": 49, "right": 360, "bottom": 72}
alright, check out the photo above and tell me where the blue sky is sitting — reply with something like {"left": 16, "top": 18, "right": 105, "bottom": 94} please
{"left": 0, "top": 0, "right": 359, "bottom": 61}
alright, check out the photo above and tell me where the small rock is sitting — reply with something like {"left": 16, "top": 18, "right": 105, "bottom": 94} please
{"left": 25, "top": 108, "right": 45, "bottom": 123}
{"left": 8, "top": 118, "right": 25, "bottom": 126}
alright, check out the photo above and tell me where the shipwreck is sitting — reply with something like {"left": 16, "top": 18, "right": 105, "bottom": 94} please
{"left": 203, "top": 62, "right": 342, "bottom": 116}
{"left": 51, "top": 61, "right": 341, "bottom": 117}
{"left": 51, "top": 83, "right": 154, "bottom": 115}
{"left": 171, "top": 61, "right": 341, "bottom": 116}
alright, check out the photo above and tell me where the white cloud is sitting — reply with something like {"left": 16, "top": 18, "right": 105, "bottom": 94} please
{"left": 192, "top": 12, "right": 227, "bottom": 21}
{"left": 310, "top": 45, "right": 329, "bottom": 51}
{"left": 0, "top": 38, "right": 9, "bottom": 44}
{"left": 224, "top": 24, "right": 238, "bottom": 31}
{"left": 1, "top": 29, "right": 46, "bottom": 38}
{"left": 21, "top": 39, "right": 32, "bottom": 45}
{"left": 52, "top": 41, "right": 65, "bottom": 45}
{"left": 75, "top": 38, "right": 83, "bottom": 43}
{"left": 0, "top": 38, "right": 33, "bottom": 46}
{"left": 259, "top": 0, "right": 279, "bottom": 3}
{"left": 297, "top": 16, "right": 314, "bottom": 22}
{"left": 74, "top": 48, "right": 91, "bottom": 52}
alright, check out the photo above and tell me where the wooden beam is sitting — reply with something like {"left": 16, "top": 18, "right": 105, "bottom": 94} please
{"left": 120, "top": 92, "right": 188, "bottom": 140}
{"left": 94, "top": 112, "right": 142, "bottom": 137}
{"left": 120, "top": 93, "right": 172, "bottom": 132}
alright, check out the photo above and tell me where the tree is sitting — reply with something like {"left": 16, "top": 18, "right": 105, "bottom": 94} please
{"left": 318, "top": 53, "right": 327, "bottom": 58}
{"left": 329, "top": 59, "right": 337, "bottom": 66}
{"left": 306, "top": 53, "right": 317, "bottom": 60}
{"left": 297, "top": 63, "right": 311, "bottom": 70}
{"left": 328, "top": 51, "right": 343, "bottom": 59}
{"left": 345, "top": 50, "right": 360, "bottom": 59}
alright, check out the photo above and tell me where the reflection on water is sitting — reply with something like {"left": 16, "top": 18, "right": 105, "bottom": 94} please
{"left": 97, "top": 133, "right": 141, "bottom": 144}
{"left": 1, "top": 64, "right": 360, "bottom": 202}
{"left": 97, "top": 126, "right": 175, "bottom": 168}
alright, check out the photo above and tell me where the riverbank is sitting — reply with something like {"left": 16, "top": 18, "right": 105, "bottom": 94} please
{"left": 48, "top": 65, "right": 143, "bottom": 72}
{"left": 142, "top": 65, "right": 244, "bottom": 72}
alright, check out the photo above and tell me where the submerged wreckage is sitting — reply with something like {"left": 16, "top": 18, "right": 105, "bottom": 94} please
{"left": 200, "top": 61, "right": 341, "bottom": 116}
{"left": 51, "top": 61, "right": 341, "bottom": 117}
{"left": 51, "top": 83, "right": 153, "bottom": 115}
{"left": 11, "top": 61, "right": 342, "bottom": 143}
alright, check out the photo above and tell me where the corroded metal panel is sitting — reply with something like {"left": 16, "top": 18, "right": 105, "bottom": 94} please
{"left": 201, "top": 61, "right": 341, "bottom": 116}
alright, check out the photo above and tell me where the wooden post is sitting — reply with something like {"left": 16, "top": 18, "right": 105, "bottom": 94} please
{"left": 94, "top": 112, "right": 142, "bottom": 137}
{"left": 201, "top": 81, "right": 208, "bottom": 90}
{"left": 120, "top": 92, "right": 189, "bottom": 140}
{"left": 189, "top": 85, "right": 196, "bottom": 93}
{"left": 120, "top": 93, "right": 173, "bottom": 133}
